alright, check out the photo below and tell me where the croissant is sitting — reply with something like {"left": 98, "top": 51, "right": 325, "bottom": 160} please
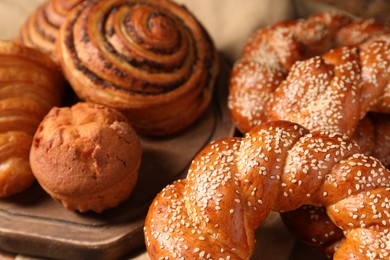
{"left": 144, "top": 120, "right": 390, "bottom": 259}
{"left": 229, "top": 12, "right": 390, "bottom": 136}
{"left": 0, "top": 41, "right": 64, "bottom": 197}
{"left": 57, "top": 0, "right": 219, "bottom": 136}
{"left": 16, "top": 0, "right": 84, "bottom": 63}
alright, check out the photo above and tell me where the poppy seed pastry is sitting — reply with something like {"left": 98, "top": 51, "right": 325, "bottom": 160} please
{"left": 57, "top": 0, "right": 219, "bottom": 136}
{"left": 30, "top": 102, "right": 142, "bottom": 213}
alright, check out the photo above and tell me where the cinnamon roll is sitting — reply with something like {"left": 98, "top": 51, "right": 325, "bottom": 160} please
{"left": 16, "top": 0, "right": 84, "bottom": 63}
{"left": 57, "top": 0, "right": 219, "bottom": 135}
{"left": 0, "top": 41, "right": 64, "bottom": 197}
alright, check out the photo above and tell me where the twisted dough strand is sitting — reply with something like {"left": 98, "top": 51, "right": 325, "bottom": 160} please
{"left": 144, "top": 120, "right": 390, "bottom": 259}
{"left": 228, "top": 12, "right": 390, "bottom": 135}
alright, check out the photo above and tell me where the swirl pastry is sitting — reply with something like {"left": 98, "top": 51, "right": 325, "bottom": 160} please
{"left": 30, "top": 102, "right": 142, "bottom": 213}
{"left": 229, "top": 12, "right": 390, "bottom": 136}
{"left": 57, "top": 0, "right": 219, "bottom": 136}
{"left": 16, "top": 0, "right": 84, "bottom": 63}
{"left": 144, "top": 120, "right": 390, "bottom": 259}
{"left": 0, "top": 41, "right": 64, "bottom": 197}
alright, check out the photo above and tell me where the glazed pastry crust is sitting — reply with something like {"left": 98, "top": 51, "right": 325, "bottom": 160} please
{"left": 229, "top": 12, "right": 390, "bottom": 136}
{"left": 144, "top": 120, "right": 390, "bottom": 259}
{"left": 0, "top": 41, "right": 64, "bottom": 197}
{"left": 30, "top": 102, "right": 142, "bottom": 213}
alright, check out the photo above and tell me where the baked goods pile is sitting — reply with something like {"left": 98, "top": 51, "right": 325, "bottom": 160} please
{"left": 144, "top": 120, "right": 390, "bottom": 259}
{"left": 143, "top": 10, "right": 390, "bottom": 260}
{"left": 17, "top": 0, "right": 219, "bottom": 136}
{"left": 3, "top": 0, "right": 390, "bottom": 258}
{"left": 225, "top": 11, "right": 390, "bottom": 259}
{"left": 0, "top": 0, "right": 218, "bottom": 215}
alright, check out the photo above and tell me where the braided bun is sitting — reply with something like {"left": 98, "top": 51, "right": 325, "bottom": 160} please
{"left": 0, "top": 41, "right": 64, "bottom": 197}
{"left": 281, "top": 112, "right": 390, "bottom": 258}
{"left": 144, "top": 120, "right": 390, "bottom": 259}
{"left": 57, "top": 0, "right": 219, "bottom": 135}
{"left": 229, "top": 12, "right": 390, "bottom": 135}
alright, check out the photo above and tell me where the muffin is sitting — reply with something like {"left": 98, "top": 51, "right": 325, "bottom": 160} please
{"left": 30, "top": 102, "right": 142, "bottom": 213}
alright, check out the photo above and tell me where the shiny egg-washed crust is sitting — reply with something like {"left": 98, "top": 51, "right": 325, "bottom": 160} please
{"left": 30, "top": 102, "right": 142, "bottom": 213}
{"left": 57, "top": 0, "right": 219, "bottom": 136}
{"left": 353, "top": 112, "right": 390, "bottom": 168}
{"left": 281, "top": 112, "right": 390, "bottom": 258}
{"left": 0, "top": 41, "right": 64, "bottom": 197}
{"left": 229, "top": 11, "right": 390, "bottom": 136}
{"left": 281, "top": 205, "right": 344, "bottom": 258}
{"left": 16, "top": 0, "right": 84, "bottom": 63}
{"left": 144, "top": 120, "right": 390, "bottom": 259}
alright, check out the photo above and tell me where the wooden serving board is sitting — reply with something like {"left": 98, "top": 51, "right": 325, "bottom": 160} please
{"left": 0, "top": 58, "right": 235, "bottom": 260}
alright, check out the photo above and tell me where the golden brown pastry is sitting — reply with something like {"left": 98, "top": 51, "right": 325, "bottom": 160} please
{"left": 279, "top": 113, "right": 390, "bottom": 259}
{"left": 57, "top": 0, "right": 219, "bottom": 136}
{"left": 30, "top": 102, "right": 142, "bottom": 213}
{"left": 229, "top": 11, "right": 390, "bottom": 135}
{"left": 16, "top": 0, "right": 84, "bottom": 63}
{"left": 281, "top": 205, "right": 344, "bottom": 258}
{"left": 144, "top": 120, "right": 390, "bottom": 259}
{"left": 0, "top": 41, "right": 64, "bottom": 197}
{"left": 352, "top": 112, "right": 390, "bottom": 168}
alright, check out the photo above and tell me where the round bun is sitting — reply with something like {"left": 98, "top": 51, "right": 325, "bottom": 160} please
{"left": 57, "top": 0, "right": 219, "bottom": 135}
{"left": 30, "top": 102, "right": 142, "bottom": 213}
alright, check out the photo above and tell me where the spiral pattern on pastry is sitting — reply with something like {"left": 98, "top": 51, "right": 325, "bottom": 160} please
{"left": 228, "top": 11, "right": 390, "bottom": 136}
{"left": 16, "top": 0, "right": 84, "bottom": 63}
{"left": 144, "top": 120, "right": 390, "bottom": 259}
{"left": 0, "top": 41, "right": 64, "bottom": 197}
{"left": 57, "top": 0, "right": 219, "bottom": 135}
